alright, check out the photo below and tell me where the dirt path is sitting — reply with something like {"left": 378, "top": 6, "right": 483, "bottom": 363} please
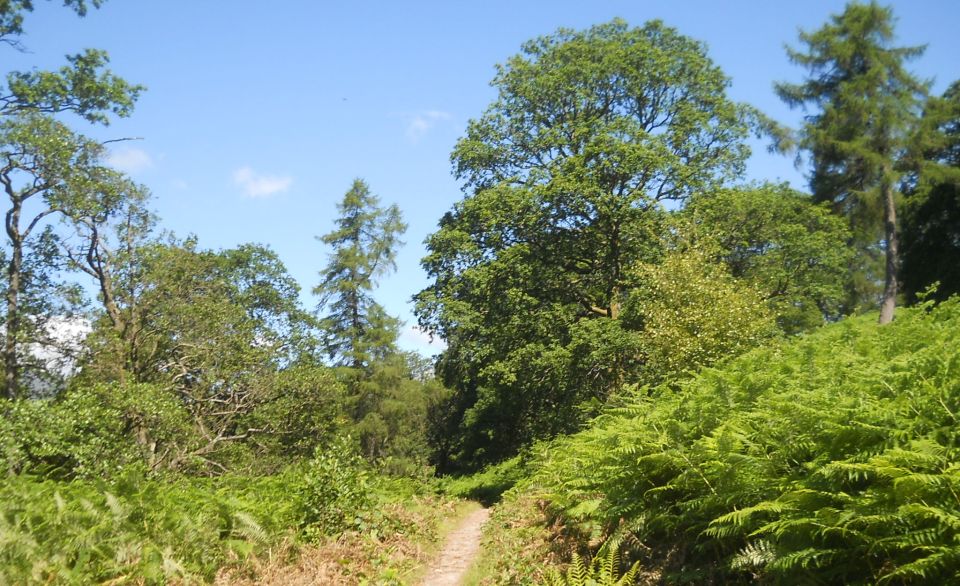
{"left": 419, "top": 506, "right": 490, "bottom": 586}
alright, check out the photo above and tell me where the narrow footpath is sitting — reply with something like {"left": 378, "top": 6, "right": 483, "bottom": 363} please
{"left": 420, "top": 507, "right": 490, "bottom": 586}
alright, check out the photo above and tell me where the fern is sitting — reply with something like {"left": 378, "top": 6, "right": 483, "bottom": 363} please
{"left": 544, "top": 542, "right": 642, "bottom": 586}
{"left": 532, "top": 299, "right": 960, "bottom": 583}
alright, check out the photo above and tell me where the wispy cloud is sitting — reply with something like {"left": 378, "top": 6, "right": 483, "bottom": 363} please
{"left": 107, "top": 147, "right": 153, "bottom": 173}
{"left": 406, "top": 110, "right": 452, "bottom": 143}
{"left": 232, "top": 166, "right": 293, "bottom": 198}
{"left": 400, "top": 324, "right": 447, "bottom": 351}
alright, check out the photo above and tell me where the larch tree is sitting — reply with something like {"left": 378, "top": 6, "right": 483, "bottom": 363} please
{"left": 315, "top": 179, "right": 406, "bottom": 373}
{"left": 776, "top": 1, "right": 927, "bottom": 324}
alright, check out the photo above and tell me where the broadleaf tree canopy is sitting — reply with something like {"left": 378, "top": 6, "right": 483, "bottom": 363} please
{"left": 416, "top": 19, "right": 753, "bottom": 470}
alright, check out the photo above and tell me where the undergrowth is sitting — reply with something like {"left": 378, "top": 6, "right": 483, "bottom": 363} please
{"left": 462, "top": 490, "right": 581, "bottom": 585}
{"left": 533, "top": 299, "right": 960, "bottom": 583}
{"left": 0, "top": 471, "right": 295, "bottom": 584}
{"left": 442, "top": 455, "right": 529, "bottom": 505}
{"left": 0, "top": 446, "right": 457, "bottom": 584}
{"left": 217, "top": 494, "right": 465, "bottom": 585}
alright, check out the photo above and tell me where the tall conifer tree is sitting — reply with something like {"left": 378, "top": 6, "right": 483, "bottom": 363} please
{"left": 315, "top": 179, "right": 406, "bottom": 371}
{"left": 776, "top": 1, "right": 927, "bottom": 323}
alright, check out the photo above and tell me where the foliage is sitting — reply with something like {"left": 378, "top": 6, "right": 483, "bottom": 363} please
{"left": 0, "top": 452, "right": 464, "bottom": 585}
{"left": 0, "top": 470, "right": 298, "bottom": 584}
{"left": 441, "top": 455, "right": 530, "bottom": 506}
{"left": 682, "top": 184, "right": 852, "bottom": 333}
{"left": 0, "top": 0, "right": 142, "bottom": 399}
{"left": 238, "top": 363, "right": 345, "bottom": 470}
{"left": 350, "top": 353, "right": 449, "bottom": 469}
{"left": 1, "top": 1, "right": 103, "bottom": 48}
{"left": 0, "top": 0, "right": 142, "bottom": 123}
{"left": 76, "top": 240, "right": 337, "bottom": 473}
{"left": 534, "top": 299, "right": 960, "bottom": 583}
{"left": 417, "top": 18, "right": 751, "bottom": 471}
{"left": 462, "top": 490, "right": 582, "bottom": 586}
{"left": 0, "top": 382, "right": 191, "bottom": 478}
{"left": 315, "top": 178, "right": 406, "bottom": 370}
{"left": 313, "top": 179, "right": 443, "bottom": 469}
{"left": 623, "top": 246, "right": 779, "bottom": 386}
{"left": 0, "top": 114, "right": 141, "bottom": 398}
{"left": 222, "top": 492, "right": 467, "bottom": 586}
{"left": 901, "top": 80, "right": 960, "bottom": 302}
{"left": 297, "top": 436, "right": 374, "bottom": 539}
{"left": 776, "top": 1, "right": 927, "bottom": 321}
{"left": 544, "top": 544, "right": 641, "bottom": 586}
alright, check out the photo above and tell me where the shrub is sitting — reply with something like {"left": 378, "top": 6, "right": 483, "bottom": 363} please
{"left": 0, "top": 383, "right": 192, "bottom": 478}
{"left": 297, "top": 436, "right": 373, "bottom": 539}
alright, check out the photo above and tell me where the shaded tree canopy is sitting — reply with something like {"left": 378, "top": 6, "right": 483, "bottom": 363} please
{"left": 901, "top": 80, "right": 960, "bottom": 301}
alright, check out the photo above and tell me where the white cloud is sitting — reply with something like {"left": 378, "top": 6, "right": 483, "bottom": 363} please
{"left": 400, "top": 324, "right": 447, "bottom": 351}
{"left": 26, "top": 316, "right": 92, "bottom": 379}
{"left": 406, "top": 110, "right": 452, "bottom": 143}
{"left": 232, "top": 166, "right": 293, "bottom": 198}
{"left": 106, "top": 147, "right": 153, "bottom": 173}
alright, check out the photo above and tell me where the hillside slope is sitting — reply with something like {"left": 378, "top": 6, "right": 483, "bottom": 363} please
{"left": 531, "top": 299, "right": 960, "bottom": 583}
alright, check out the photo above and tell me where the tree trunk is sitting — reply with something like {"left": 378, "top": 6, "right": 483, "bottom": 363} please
{"left": 4, "top": 201, "right": 22, "bottom": 400}
{"left": 879, "top": 176, "right": 899, "bottom": 325}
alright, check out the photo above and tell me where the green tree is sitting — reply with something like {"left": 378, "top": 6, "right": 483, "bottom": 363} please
{"left": 416, "top": 19, "right": 752, "bottom": 470}
{"left": 61, "top": 179, "right": 155, "bottom": 371}
{"left": 775, "top": 1, "right": 927, "bottom": 323}
{"left": 315, "top": 179, "right": 406, "bottom": 371}
{"left": 0, "top": 116, "right": 140, "bottom": 398}
{"left": 314, "top": 182, "right": 444, "bottom": 466}
{"left": 0, "top": 0, "right": 141, "bottom": 398}
{"left": 1, "top": 1, "right": 141, "bottom": 123}
{"left": 682, "top": 184, "right": 852, "bottom": 334}
{"left": 900, "top": 80, "right": 960, "bottom": 301}
{"left": 78, "top": 240, "right": 331, "bottom": 472}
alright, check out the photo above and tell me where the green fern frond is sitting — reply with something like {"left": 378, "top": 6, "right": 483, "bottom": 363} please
{"left": 730, "top": 540, "right": 776, "bottom": 570}
{"left": 767, "top": 547, "right": 839, "bottom": 571}
{"left": 710, "top": 501, "right": 785, "bottom": 529}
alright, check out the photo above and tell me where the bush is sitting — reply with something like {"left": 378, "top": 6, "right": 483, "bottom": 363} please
{"left": 0, "top": 382, "right": 192, "bottom": 478}
{"left": 297, "top": 436, "right": 373, "bottom": 539}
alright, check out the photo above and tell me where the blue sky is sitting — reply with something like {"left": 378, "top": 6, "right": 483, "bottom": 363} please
{"left": 14, "top": 0, "right": 960, "bottom": 354}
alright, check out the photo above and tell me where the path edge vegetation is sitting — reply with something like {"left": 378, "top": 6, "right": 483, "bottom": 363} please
{"left": 3, "top": 1, "right": 960, "bottom": 584}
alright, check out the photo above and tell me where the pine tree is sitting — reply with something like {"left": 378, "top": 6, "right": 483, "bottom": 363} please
{"left": 776, "top": 1, "right": 928, "bottom": 323}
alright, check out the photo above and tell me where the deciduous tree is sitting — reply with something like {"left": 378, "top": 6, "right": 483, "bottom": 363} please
{"left": 0, "top": 116, "right": 137, "bottom": 397}
{"left": 416, "top": 19, "right": 752, "bottom": 469}
{"left": 0, "top": 0, "right": 141, "bottom": 398}
{"left": 682, "top": 184, "right": 852, "bottom": 333}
